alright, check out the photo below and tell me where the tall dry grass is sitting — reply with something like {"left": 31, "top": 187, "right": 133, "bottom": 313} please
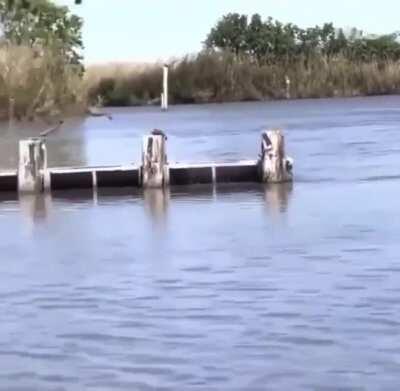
{"left": 85, "top": 62, "right": 163, "bottom": 106}
{"left": 3, "top": 48, "right": 400, "bottom": 120}
{"left": 86, "top": 51, "right": 400, "bottom": 106}
{"left": 0, "top": 43, "right": 85, "bottom": 121}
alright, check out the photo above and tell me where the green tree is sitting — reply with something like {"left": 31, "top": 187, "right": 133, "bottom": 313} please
{"left": 246, "top": 16, "right": 276, "bottom": 61}
{"left": 349, "top": 33, "right": 400, "bottom": 62}
{"left": 273, "top": 21, "right": 298, "bottom": 61}
{"left": 246, "top": 14, "right": 264, "bottom": 59}
{"left": 0, "top": 0, "right": 83, "bottom": 65}
{"left": 329, "top": 28, "right": 348, "bottom": 55}
{"left": 205, "top": 13, "right": 249, "bottom": 55}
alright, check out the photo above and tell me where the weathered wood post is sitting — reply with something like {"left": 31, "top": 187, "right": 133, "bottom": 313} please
{"left": 141, "top": 132, "right": 169, "bottom": 188}
{"left": 259, "top": 130, "right": 293, "bottom": 183}
{"left": 161, "top": 64, "right": 169, "bottom": 111}
{"left": 18, "top": 138, "right": 47, "bottom": 193}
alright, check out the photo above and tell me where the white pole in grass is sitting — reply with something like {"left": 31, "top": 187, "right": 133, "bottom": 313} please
{"left": 161, "top": 64, "right": 169, "bottom": 111}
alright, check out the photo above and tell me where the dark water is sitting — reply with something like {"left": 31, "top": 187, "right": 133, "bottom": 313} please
{"left": 0, "top": 96, "right": 400, "bottom": 390}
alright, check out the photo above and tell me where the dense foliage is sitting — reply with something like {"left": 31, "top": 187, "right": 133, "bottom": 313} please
{"left": 205, "top": 13, "right": 400, "bottom": 63}
{"left": 87, "top": 14, "right": 400, "bottom": 107}
{"left": 0, "top": 0, "right": 83, "bottom": 65}
{"left": 0, "top": 0, "right": 85, "bottom": 120}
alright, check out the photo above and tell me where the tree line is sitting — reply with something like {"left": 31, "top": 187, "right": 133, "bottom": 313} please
{"left": 205, "top": 13, "right": 400, "bottom": 64}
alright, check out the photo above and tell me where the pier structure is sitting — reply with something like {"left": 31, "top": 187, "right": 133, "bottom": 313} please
{"left": 0, "top": 130, "right": 293, "bottom": 193}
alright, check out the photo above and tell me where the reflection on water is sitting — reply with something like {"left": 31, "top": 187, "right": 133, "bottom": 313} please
{"left": 263, "top": 182, "right": 293, "bottom": 216}
{"left": 52, "top": 189, "right": 94, "bottom": 202}
{"left": 19, "top": 194, "right": 52, "bottom": 227}
{"left": 16, "top": 184, "right": 293, "bottom": 228}
{"left": 144, "top": 188, "right": 170, "bottom": 226}
{"left": 0, "top": 191, "right": 18, "bottom": 203}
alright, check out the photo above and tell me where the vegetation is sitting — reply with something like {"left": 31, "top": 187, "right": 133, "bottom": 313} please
{"left": 0, "top": 0, "right": 84, "bottom": 120}
{"left": 205, "top": 13, "right": 400, "bottom": 63}
{"left": 88, "top": 14, "right": 400, "bottom": 107}
{"left": 86, "top": 51, "right": 400, "bottom": 106}
{"left": 3, "top": 4, "right": 400, "bottom": 118}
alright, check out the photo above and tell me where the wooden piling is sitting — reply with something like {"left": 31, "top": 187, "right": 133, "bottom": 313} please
{"left": 0, "top": 129, "right": 294, "bottom": 194}
{"left": 18, "top": 138, "right": 48, "bottom": 193}
{"left": 259, "top": 130, "right": 293, "bottom": 183}
{"left": 141, "top": 134, "right": 169, "bottom": 188}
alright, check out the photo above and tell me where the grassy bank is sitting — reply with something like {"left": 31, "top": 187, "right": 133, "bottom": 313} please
{"left": 3, "top": 48, "right": 400, "bottom": 121}
{"left": 3, "top": 4, "right": 400, "bottom": 119}
{"left": 86, "top": 51, "right": 400, "bottom": 107}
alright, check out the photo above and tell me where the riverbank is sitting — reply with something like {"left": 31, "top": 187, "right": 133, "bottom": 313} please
{"left": 86, "top": 51, "right": 400, "bottom": 107}
{"left": 3, "top": 47, "right": 400, "bottom": 121}
{"left": 3, "top": 4, "right": 400, "bottom": 120}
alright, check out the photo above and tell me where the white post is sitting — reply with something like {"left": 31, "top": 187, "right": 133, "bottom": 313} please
{"left": 8, "top": 97, "right": 15, "bottom": 130}
{"left": 285, "top": 75, "right": 291, "bottom": 99}
{"left": 259, "top": 130, "right": 293, "bottom": 183}
{"left": 161, "top": 64, "right": 169, "bottom": 111}
{"left": 141, "top": 134, "right": 169, "bottom": 188}
{"left": 18, "top": 138, "right": 47, "bottom": 193}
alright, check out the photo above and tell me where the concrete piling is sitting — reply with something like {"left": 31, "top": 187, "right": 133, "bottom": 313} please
{"left": 18, "top": 138, "right": 47, "bottom": 193}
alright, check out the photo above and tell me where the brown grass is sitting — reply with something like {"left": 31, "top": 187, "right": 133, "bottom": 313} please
{"left": 3, "top": 48, "right": 400, "bottom": 120}
{"left": 85, "top": 51, "right": 400, "bottom": 107}
{"left": 0, "top": 44, "right": 84, "bottom": 121}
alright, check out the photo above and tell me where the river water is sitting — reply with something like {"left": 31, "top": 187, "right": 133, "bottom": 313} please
{"left": 0, "top": 96, "right": 399, "bottom": 390}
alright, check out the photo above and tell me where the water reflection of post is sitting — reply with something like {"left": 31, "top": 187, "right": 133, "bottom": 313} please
{"left": 263, "top": 183, "right": 293, "bottom": 216}
{"left": 19, "top": 193, "right": 52, "bottom": 231}
{"left": 143, "top": 188, "right": 170, "bottom": 227}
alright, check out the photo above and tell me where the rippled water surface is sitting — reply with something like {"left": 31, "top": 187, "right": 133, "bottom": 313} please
{"left": 0, "top": 96, "right": 399, "bottom": 390}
